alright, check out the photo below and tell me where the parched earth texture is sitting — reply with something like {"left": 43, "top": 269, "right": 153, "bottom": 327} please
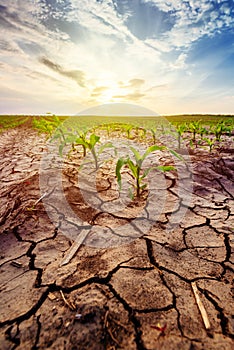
{"left": 0, "top": 125, "right": 233, "bottom": 350}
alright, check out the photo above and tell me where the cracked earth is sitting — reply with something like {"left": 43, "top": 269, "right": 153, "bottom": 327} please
{"left": 0, "top": 124, "right": 233, "bottom": 350}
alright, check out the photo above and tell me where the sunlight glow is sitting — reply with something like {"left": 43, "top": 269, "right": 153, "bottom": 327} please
{"left": 94, "top": 80, "right": 130, "bottom": 104}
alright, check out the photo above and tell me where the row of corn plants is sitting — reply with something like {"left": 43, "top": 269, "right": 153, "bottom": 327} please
{"left": 34, "top": 116, "right": 182, "bottom": 198}
{"left": 33, "top": 115, "right": 233, "bottom": 197}
{"left": 173, "top": 119, "right": 234, "bottom": 151}
{"left": 0, "top": 115, "right": 30, "bottom": 132}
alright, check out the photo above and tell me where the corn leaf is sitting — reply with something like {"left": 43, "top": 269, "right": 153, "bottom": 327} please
{"left": 169, "top": 149, "right": 185, "bottom": 161}
{"left": 141, "top": 167, "right": 154, "bottom": 179}
{"left": 59, "top": 142, "right": 65, "bottom": 157}
{"left": 116, "top": 158, "right": 127, "bottom": 189}
{"left": 142, "top": 145, "right": 165, "bottom": 162}
{"left": 140, "top": 183, "right": 147, "bottom": 190}
{"left": 126, "top": 158, "right": 138, "bottom": 178}
{"left": 89, "top": 134, "right": 100, "bottom": 148}
{"left": 75, "top": 137, "right": 89, "bottom": 148}
{"left": 157, "top": 165, "right": 175, "bottom": 172}
{"left": 65, "top": 134, "right": 77, "bottom": 143}
{"left": 130, "top": 146, "right": 141, "bottom": 162}
{"left": 98, "top": 142, "right": 114, "bottom": 155}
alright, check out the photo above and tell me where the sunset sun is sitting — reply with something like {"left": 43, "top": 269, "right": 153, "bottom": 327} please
{"left": 98, "top": 85, "right": 126, "bottom": 103}
{"left": 90, "top": 79, "right": 131, "bottom": 104}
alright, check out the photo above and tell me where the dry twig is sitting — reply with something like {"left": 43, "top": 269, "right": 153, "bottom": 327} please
{"left": 59, "top": 229, "right": 90, "bottom": 266}
{"left": 104, "top": 310, "right": 122, "bottom": 347}
{"left": 34, "top": 186, "right": 55, "bottom": 206}
{"left": 60, "top": 290, "right": 76, "bottom": 310}
{"left": 33, "top": 192, "right": 48, "bottom": 207}
{"left": 191, "top": 282, "right": 211, "bottom": 330}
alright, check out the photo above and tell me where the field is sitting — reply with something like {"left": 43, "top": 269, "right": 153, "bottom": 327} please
{"left": 0, "top": 114, "right": 233, "bottom": 349}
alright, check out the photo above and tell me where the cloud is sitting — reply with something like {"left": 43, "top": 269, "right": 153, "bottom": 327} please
{"left": 146, "top": 84, "right": 169, "bottom": 92}
{"left": 113, "top": 92, "right": 145, "bottom": 101}
{"left": 129, "top": 78, "right": 145, "bottom": 88}
{"left": 39, "top": 57, "right": 86, "bottom": 87}
{"left": 0, "top": 5, "right": 19, "bottom": 31}
{"left": 90, "top": 86, "right": 109, "bottom": 97}
{"left": 170, "top": 53, "right": 188, "bottom": 70}
{"left": 142, "top": 0, "right": 234, "bottom": 50}
{"left": 67, "top": 0, "right": 134, "bottom": 41}
{"left": 0, "top": 1, "right": 70, "bottom": 53}
{"left": 92, "top": 86, "right": 109, "bottom": 93}
{"left": 0, "top": 1, "right": 43, "bottom": 34}
{"left": 26, "top": 70, "right": 62, "bottom": 85}
{"left": 119, "top": 78, "right": 145, "bottom": 88}
{"left": 0, "top": 39, "right": 18, "bottom": 53}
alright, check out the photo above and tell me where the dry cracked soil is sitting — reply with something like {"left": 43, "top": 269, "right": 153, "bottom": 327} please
{"left": 0, "top": 124, "right": 233, "bottom": 350}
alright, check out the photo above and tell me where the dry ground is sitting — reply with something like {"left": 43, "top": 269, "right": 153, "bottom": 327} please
{"left": 0, "top": 125, "right": 233, "bottom": 349}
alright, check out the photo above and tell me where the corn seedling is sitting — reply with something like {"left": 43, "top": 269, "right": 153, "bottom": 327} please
{"left": 203, "top": 137, "right": 215, "bottom": 153}
{"left": 59, "top": 131, "right": 114, "bottom": 170}
{"left": 150, "top": 127, "right": 157, "bottom": 144}
{"left": 116, "top": 145, "right": 175, "bottom": 198}
{"left": 33, "top": 116, "right": 61, "bottom": 137}
{"left": 73, "top": 131, "right": 89, "bottom": 156}
{"left": 212, "top": 121, "right": 232, "bottom": 141}
{"left": 198, "top": 126, "right": 209, "bottom": 139}
{"left": 175, "top": 123, "right": 187, "bottom": 149}
{"left": 134, "top": 126, "right": 147, "bottom": 140}
{"left": 189, "top": 120, "right": 201, "bottom": 143}
{"left": 121, "top": 124, "right": 134, "bottom": 139}
{"left": 150, "top": 126, "right": 164, "bottom": 144}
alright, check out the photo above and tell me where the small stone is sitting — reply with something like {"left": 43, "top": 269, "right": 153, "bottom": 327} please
{"left": 48, "top": 292, "right": 56, "bottom": 301}
{"left": 75, "top": 313, "right": 82, "bottom": 320}
{"left": 10, "top": 261, "right": 22, "bottom": 268}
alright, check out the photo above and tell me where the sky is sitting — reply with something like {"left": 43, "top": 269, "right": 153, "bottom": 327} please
{"left": 0, "top": 0, "right": 234, "bottom": 115}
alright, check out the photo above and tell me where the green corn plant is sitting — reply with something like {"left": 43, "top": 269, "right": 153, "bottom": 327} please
{"left": 198, "top": 126, "right": 208, "bottom": 140}
{"left": 203, "top": 137, "right": 215, "bottom": 152}
{"left": 75, "top": 133, "right": 100, "bottom": 169}
{"left": 59, "top": 132, "right": 99, "bottom": 168}
{"left": 33, "top": 116, "right": 61, "bottom": 137}
{"left": 225, "top": 118, "right": 234, "bottom": 135}
{"left": 150, "top": 127, "right": 158, "bottom": 144}
{"left": 104, "top": 124, "right": 111, "bottom": 137}
{"left": 77, "top": 135, "right": 115, "bottom": 169}
{"left": 134, "top": 126, "right": 147, "bottom": 140}
{"left": 150, "top": 125, "right": 164, "bottom": 144}
{"left": 212, "top": 121, "right": 231, "bottom": 141}
{"left": 189, "top": 120, "right": 201, "bottom": 143}
{"left": 121, "top": 124, "right": 134, "bottom": 139}
{"left": 50, "top": 124, "right": 68, "bottom": 145}
{"left": 104, "top": 123, "right": 120, "bottom": 137}
{"left": 116, "top": 145, "right": 175, "bottom": 198}
{"left": 74, "top": 130, "right": 89, "bottom": 156}
{"left": 57, "top": 127, "right": 90, "bottom": 155}
{"left": 176, "top": 123, "right": 187, "bottom": 149}
{"left": 160, "top": 124, "right": 165, "bottom": 135}
{"left": 59, "top": 131, "right": 114, "bottom": 170}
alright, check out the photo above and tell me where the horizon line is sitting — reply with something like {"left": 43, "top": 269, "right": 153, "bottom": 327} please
{"left": 0, "top": 113, "right": 234, "bottom": 117}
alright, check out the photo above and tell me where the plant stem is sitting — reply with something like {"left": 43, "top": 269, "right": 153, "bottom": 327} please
{"left": 178, "top": 134, "right": 181, "bottom": 149}
{"left": 91, "top": 149, "right": 98, "bottom": 169}
{"left": 136, "top": 166, "right": 140, "bottom": 197}
{"left": 82, "top": 145, "right": 86, "bottom": 156}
